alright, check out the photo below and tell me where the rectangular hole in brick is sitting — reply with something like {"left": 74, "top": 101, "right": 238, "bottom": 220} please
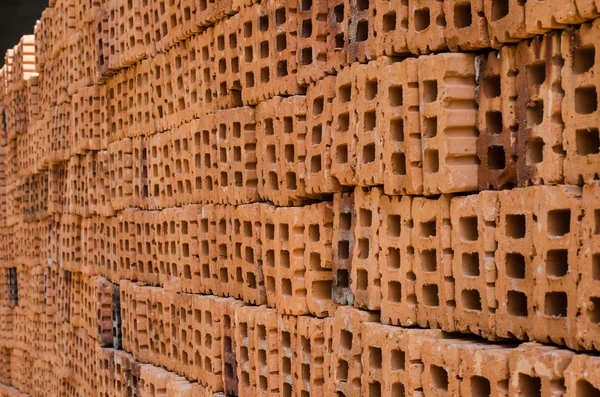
{"left": 337, "top": 359, "right": 349, "bottom": 381}
{"left": 246, "top": 72, "right": 255, "bottom": 88}
{"left": 267, "top": 276, "right": 275, "bottom": 292}
{"left": 313, "top": 97, "right": 324, "bottom": 116}
{"left": 387, "top": 215, "right": 401, "bottom": 237}
{"left": 285, "top": 144, "right": 295, "bottom": 162}
{"left": 313, "top": 280, "right": 333, "bottom": 299}
{"left": 506, "top": 253, "right": 525, "bottom": 279}
{"left": 334, "top": 145, "right": 348, "bottom": 165}
{"left": 576, "top": 86, "right": 598, "bottom": 115}
{"left": 356, "top": 20, "right": 369, "bottom": 42}
{"left": 281, "top": 250, "right": 291, "bottom": 268}
{"left": 526, "top": 101, "right": 544, "bottom": 128}
{"left": 506, "top": 214, "right": 526, "bottom": 239}
{"left": 547, "top": 209, "right": 570, "bottom": 237}
{"left": 483, "top": 76, "right": 501, "bottom": 98}
{"left": 358, "top": 238, "right": 370, "bottom": 259}
{"left": 302, "top": 20, "right": 313, "bottom": 38}
{"left": 420, "top": 220, "right": 436, "bottom": 237}
{"left": 388, "top": 281, "right": 402, "bottom": 302}
{"left": 281, "top": 224, "right": 290, "bottom": 240}
{"left": 471, "top": 376, "right": 491, "bottom": 397}
{"left": 283, "top": 383, "right": 292, "bottom": 397}
{"left": 260, "top": 41, "right": 269, "bottom": 58}
{"left": 544, "top": 291, "right": 567, "bottom": 317}
{"left": 266, "top": 145, "right": 276, "bottom": 163}
{"left": 340, "top": 329, "right": 353, "bottom": 350}
{"left": 390, "top": 118, "right": 404, "bottom": 142}
{"left": 577, "top": 380, "right": 600, "bottom": 396}
{"left": 338, "top": 113, "right": 350, "bottom": 132}
{"left": 278, "top": 60, "right": 289, "bottom": 77}
{"left": 589, "top": 297, "right": 600, "bottom": 324}
{"left": 461, "top": 289, "right": 482, "bottom": 311}
{"left": 259, "top": 375, "right": 268, "bottom": 391}
{"left": 454, "top": 2, "right": 472, "bottom": 28}
{"left": 593, "top": 254, "right": 600, "bottom": 280}
{"left": 311, "top": 155, "right": 322, "bottom": 173}
{"left": 490, "top": 0, "right": 508, "bottom": 20}
{"left": 488, "top": 145, "right": 506, "bottom": 170}
{"left": 259, "top": 14, "right": 269, "bottom": 31}
{"left": 519, "top": 374, "right": 541, "bottom": 397}
{"left": 391, "top": 350, "right": 405, "bottom": 370}
{"left": 368, "top": 348, "right": 382, "bottom": 371}
{"left": 369, "top": 382, "right": 381, "bottom": 397}
{"left": 414, "top": 8, "right": 430, "bottom": 31}
{"left": 282, "top": 278, "right": 292, "bottom": 296}
{"left": 576, "top": 128, "right": 600, "bottom": 155}
{"left": 286, "top": 172, "right": 297, "bottom": 189}
{"left": 311, "top": 125, "right": 323, "bottom": 145}
{"left": 527, "top": 62, "right": 546, "bottom": 87}
{"left": 383, "top": 12, "right": 396, "bottom": 32}
{"left": 363, "top": 143, "right": 376, "bottom": 163}
{"left": 283, "top": 117, "right": 293, "bottom": 133}
{"left": 360, "top": 209, "right": 373, "bottom": 227}
{"left": 574, "top": 46, "right": 595, "bottom": 74}
{"left": 424, "top": 149, "right": 439, "bottom": 173}
{"left": 462, "top": 252, "right": 479, "bottom": 276}
{"left": 261, "top": 67, "right": 270, "bottom": 83}
{"left": 421, "top": 249, "right": 437, "bottom": 272}
{"left": 276, "top": 8, "right": 286, "bottom": 25}
{"left": 277, "top": 34, "right": 287, "bottom": 51}
{"left": 301, "top": 0, "right": 312, "bottom": 11}
{"left": 338, "top": 240, "right": 351, "bottom": 260}
{"left": 392, "top": 383, "right": 406, "bottom": 396}
{"left": 423, "top": 80, "right": 437, "bottom": 103}
{"left": 339, "top": 84, "right": 351, "bottom": 103}
{"left": 357, "top": 268, "right": 368, "bottom": 290}
{"left": 335, "top": 33, "right": 345, "bottom": 49}
{"left": 337, "top": 269, "right": 350, "bottom": 288}
{"left": 363, "top": 111, "right": 376, "bottom": 131}
{"left": 366, "top": 79, "right": 378, "bottom": 100}
{"left": 301, "top": 47, "right": 313, "bottom": 65}
{"left": 422, "top": 284, "right": 439, "bottom": 306}
{"left": 459, "top": 216, "right": 478, "bottom": 241}
{"left": 392, "top": 152, "right": 407, "bottom": 175}
{"left": 546, "top": 249, "right": 568, "bottom": 277}
{"left": 333, "top": 4, "right": 344, "bottom": 22}
{"left": 486, "top": 111, "right": 502, "bottom": 134}
{"left": 301, "top": 363, "right": 311, "bottom": 382}
{"left": 431, "top": 365, "right": 448, "bottom": 391}
{"left": 507, "top": 290, "right": 528, "bottom": 317}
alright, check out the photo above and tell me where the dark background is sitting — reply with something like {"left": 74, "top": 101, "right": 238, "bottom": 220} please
{"left": 0, "top": 0, "right": 48, "bottom": 66}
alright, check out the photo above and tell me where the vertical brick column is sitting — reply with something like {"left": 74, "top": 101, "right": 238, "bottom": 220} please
{"left": 380, "top": 58, "right": 422, "bottom": 195}
{"left": 221, "top": 298, "right": 244, "bottom": 396}
{"left": 576, "top": 182, "right": 600, "bottom": 350}
{"left": 278, "top": 314, "right": 297, "bottom": 397}
{"left": 192, "top": 204, "right": 218, "bottom": 295}
{"left": 332, "top": 192, "right": 355, "bottom": 305}
{"left": 531, "top": 186, "right": 582, "bottom": 348}
{"left": 331, "top": 63, "right": 357, "bottom": 186}
{"left": 351, "top": 187, "right": 382, "bottom": 310}
{"left": 495, "top": 187, "right": 535, "bottom": 340}
{"left": 419, "top": 53, "right": 479, "bottom": 195}
{"left": 213, "top": 14, "right": 243, "bottom": 109}
{"left": 296, "top": 0, "right": 329, "bottom": 85}
{"left": 508, "top": 343, "right": 574, "bottom": 396}
{"left": 450, "top": 192, "right": 498, "bottom": 339}
{"left": 326, "top": 0, "right": 348, "bottom": 73}
{"left": 306, "top": 75, "right": 342, "bottom": 195}
{"left": 187, "top": 29, "right": 217, "bottom": 119}
{"left": 562, "top": 20, "right": 600, "bottom": 185}
{"left": 347, "top": 0, "right": 376, "bottom": 64}
{"left": 379, "top": 194, "right": 415, "bottom": 326}
{"left": 190, "top": 115, "right": 217, "bottom": 204}
{"left": 294, "top": 316, "right": 333, "bottom": 396}
{"left": 412, "top": 195, "right": 454, "bottom": 331}
{"left": 214, "top": 204, "right": 233, "bottom": 298}
{"left": 515, "top": 32, "right": 565, "bottom": 186}
{"left": 476, "top": 46, "right": 518, "bottom": 190}
{"left": 117, "top": 208, "right": 138, "bottom": 281}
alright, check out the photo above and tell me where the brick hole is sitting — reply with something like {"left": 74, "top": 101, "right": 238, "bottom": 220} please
{"left": 461, "top": 289, "right": 482, "bottom": 311}
{"left": 261, "top": 67, "right": 270, "bottom": 83}
{"left": 277, "top": 60, "right": 289, "bottom": 77}
{"left": 391, "top": 152, "right": 407, "bottom": 175}
{"left": 311, "top": 125, "right": 323, "bottom": 145}
{"left": 335, "top": 33, "right": 345, "bottom": 49}
{"left": 357, "top": 0, "right": 369, "bottom": 11}
{"left": 392, "top": 383, "right": 405, "bottom": 396}
{"left": 259, "top": 375, "right": 268, "bottom": 390}
{"left": 339, "top": 84, "right": 351, "bottom": 104}
{"left": 313, "top": 97, "right": 324, "bottom": 116}
{"left": 547, "top": 209, "right": 570, "bottom": 237}
{"left": 281, "top": 250, "right": 290, "bottom": 268}
{"left": 277, "top": 34, "right": 287, "bottom": 51}
{"left": 336, "top": 145, "right": 349, "bottom": 164}
{"left": 589, "top": 297, "right": 600, "bottom": 323}
{"left": 482, "top": 75, "right": 501, "bottom": 99}
{"left": 431, "top": 365, "right": 448, "bottom": 391}
{"left": 285, "top": 144, "right": 295, "bottom": 162}
{"left": 267, "top": 171, "right": 279, "bottom": 190}
{"left": 369, "top": 382, "right": 381, "bottom": 397}
{"left": 423, "top": 80, "right": 437, "bottom": 103}
{"left": 338, "top": 113, "right": 350, "bottom": 132}
{"left": 388, "top": 281, "right": 402, "bottom": 302}
{"left": 459, "top": 216, "right": 478, "bottom": 241}
{"left": 301, "top": 0, "right": 312, "bottom": 11}
{"left": 487, "top": 145, "right": 506, "bottom": 170}
{"left": 267, "top": 277, "right": 275, "bottom": 292}
{"left": 283, "top": 383, "right": 292, "bottom": 397}
{"left": 301, "top": 48, "right": 313, "bottom": 65}
{"left": 424, "top": 149, "right": 440, "bottom": 174}
{"left": 285, "top": 172, "right": 297, "bottom": 189}
{"left": 300, "top": 363, "right": 311, "bottom": 381}
{"left": 577, "top": 380, "right": 600, "bottom": 397}
{"left": 340, "top": 329, "right": 353, "bottom": 350}
{"left": 334, "top": 4, "right": 344, "bottom": 23}
{"left": 276, "top": 8, "right": 286, "bottom": 25}
{"left": 259, "top": 15, "right": 269, "bottom": 31}
{"left": 336, "top": 269, "right": 350, "bottom": 289}
{"left": 366, "top": 79, "right": 378, "bottom": 100}
{"left": 260, "top": 41, "right": 269, "bottom": 58}
{"left": 356, "top": 20, "right": 369, "bottom": 42}
{"left": 337, "top": 359, "right": 349, "bottom": 381}
{"left": 544, "top": 291, "right": 567, "bottom": 317}
{"left": 357, "top": 268, "right": 368, "bottom": 290}
{"left": 245, "top": 72, "right": 255, "bottom": 88}
{"left": 527, "top": 62, "right": 546, "bottom": 87}
{"left": 470, "top": 376, "right": 490, "bottom": 397}
{"left": 420, "top": 220, "right": 436, "bottom": 237}
{"left": 506, "top": 253, "right": 526, "bottom": 279}
{"left": 423, "top": 117, "right": 437, "bottom": 138}
{"left": 462, "top": 252, "right": 479, "bottom": 276}
{"left": 244, "top": 46, "right": 253, "bottom": 63}
{"left": 506, "top": 214, "right": 526, "bottom": 239}
{"left": 526, "top": 101, "right": 544, "bottom": 128}
{"left": 454, "top": 2, "right": 472, "bottom": 28}
{"left": 507, "top": 290, "right": 528, "bottom": 317}
{"left": 574, "top": 46, "right": 595, "bottom": 74}
{"left": 363, "top": 143, "right": 376, "bottom": 163}
{"left": 546, "top": 249, "right": 568, "bottom": 277}
{"left": 575, "top": 87, "right": 598, "bottom": 114}
{"left": 421, "top": 249, "right": 437, "bottom": 272}
{"left": 358, "top": 238, "right": 370, "bottom": 259}
{"left": 217, "top": 35, "right": 225, "bottom": 51}
{"left": 338, "top": 240, "right": 351, "bottom": 260}
{"left": 282, "top": 330, "right": 291, "bottom": 347}
{"left": 311, "top": 155, "right": 322, "bottom": 173}
{"left": 383, "top": 12, "right": 396, "bottom": 32}
{"left": 519, "top": 374, "right": 541, "bottom": 397}
{"left": 369, "top": 347, "right": 382, "bottom": 369}
{"left": 422, "top": 284, "right": 439, "bottom": 306}
{"left": 364, "top": 112, "right": 377, "bottom": 132}
{"left": 313, "top": 280, "right": 333, "bottom": 299}
{"left": 266, "top": 223, "right": 275, "bottom": 239}
{"left": 282, "top": 278, "right": 292, "bottom": 296}
{"left": 264, "top": 118, "right": 274, "bottom": 135}
{"left": 302, "top": 20, "right": 312, "bottom": 37}
{"left": 591, "top": 254, "right": 600, "bottom": 280}
{"left": 576, "top": 128, "right": 600, "bottom": 155}
{"left": 414, "top": 8, "right": 430, "bottom": 31}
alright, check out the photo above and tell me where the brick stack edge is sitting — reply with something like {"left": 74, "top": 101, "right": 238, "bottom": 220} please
{"left": 0, "top": 0, "right": 599, "bottom": 396}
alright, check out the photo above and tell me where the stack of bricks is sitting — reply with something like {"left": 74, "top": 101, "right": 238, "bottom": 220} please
{"left": 0, "top": 0, "right": 600, "bottom": 396}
